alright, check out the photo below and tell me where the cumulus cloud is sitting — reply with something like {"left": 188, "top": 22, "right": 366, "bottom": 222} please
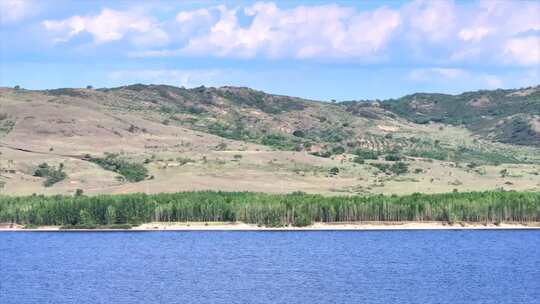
{"left": 161, "top": 2, "right": 401, "bottom": 59}
{"left": 403, "top": 0, "right": 457, "bottom": 43}
{"left": 43, "top": 8, "right": 169, "bottom": 46}
{"left": 38, "top": 1, "right": 540, "bottom": 67}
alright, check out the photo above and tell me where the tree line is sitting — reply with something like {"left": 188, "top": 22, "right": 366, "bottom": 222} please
{"left": 0, "top": 191, "right": 538, "bottom": 227}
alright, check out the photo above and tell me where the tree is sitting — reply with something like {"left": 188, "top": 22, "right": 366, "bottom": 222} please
{"left": 352, "top": 157, "right": 365, "bottom": 164}
{"left": 390, "top": 162, "right": 409, "bottom": 175}
{"left": 79, "top": 210, "right": 94, "bottom": 225}
{"left": 385, "top": 154, "right": 401, "bottom": 161}
{"left": 86, "top": 85, "right": 93, "bottom": 89}
{"left": 105, "top": 206, "right": 116, "bottom": 225}
{"left": 332, "top": 146, "right": 345, "bottom": 155}
{"left": 75, "top": 189, "right": 84, "bottom": 197}
{"left": 292, "top": 130, "right": 305, "bottom": 138}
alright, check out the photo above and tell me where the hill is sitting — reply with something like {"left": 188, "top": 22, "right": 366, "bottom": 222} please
{"left": 378, "top": 86, "right": 540, "bottom": 146}
{"left": 0, "top": 84, "right": 539, "bottom": 196}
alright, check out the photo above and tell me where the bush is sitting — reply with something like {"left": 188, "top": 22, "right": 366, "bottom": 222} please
{"left": 329, "top": 167, "right": 340, "bottom": 176}
{"left": 384, "top": 154, "right": 401, "bottom": 161}
{"left": 332, "top": 146, "right": 346, "bottom": 155}
{"left": 33, "top": 163, "right": 67, "bottom": 187}
{"left": 262, "top": 134, "right": 294, "bottom": 150}
{"left": 371, "top": 162, "right": 409, "bottom": 175}
{"left": 292, "top": 130, "right": 305, "bottom": 138}
{"left": 87, "top": 154, "right": 148, "bottom": 182}
{"left": 353, "top": 149, "right": 379, "bottom": 160}
{"left": 311, "top": 151, "right": 332, "bottom": 158}
{"left": 353, "top": 157, "right": 365, "bottom": 164}
{"left": 390, "top": 162, "right": 409, "bottom": 175}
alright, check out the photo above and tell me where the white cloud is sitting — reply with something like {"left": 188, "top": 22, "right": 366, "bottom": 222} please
{"left": 503, "top": 36, "right": 540, "bottom": 65}
{"left": 108, "top": 69, "right": 223, "bottom": 88}
{"left": 458, "top": 27, "right": 492, "bottom": 42}
{"left": 176, "top": 8, "right": 213, "bottom": 23}
{"left": 404, "top": 0, "right": 457, "bottom": 43}
{"left": 43, "top": 8, "right": 169, "bottom": 46}
{"left": 172, "top": 2, "right": 401, "bottom": 59}
{"left": 37, "top": 1, "right": 540, "bottom": 68}
{"left": 0, "top": 0, "right": 35, "bottom": 24}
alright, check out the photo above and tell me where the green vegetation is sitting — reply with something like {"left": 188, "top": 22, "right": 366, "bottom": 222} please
{"left": 208, "top": 121, "right": 252, "bottom": 141}
{"left": 352, "top": 156, "right": 365, "bottom": 164}
{"left": 353, "top": 149, "right": 379, "bottom": 160}
{"left": 381, "top": 87, "right": 540, "bottom": 146}
{"left": 384, "top": 154, "right": 401, "bottom": 161}
{"left": 329, "top": 167, "right": 340, "bottom": 176}
{"left": 86, "top": 153, "right": 148, "bottom": 182}
{"left": 261, "top": 134, "right": 296, "bottom": 150}
{"left": 371, "top": 162, "right": 409, "bottom": 175}
{"left": 406, "top": 149, "right": 448, "bottom": 161}
{"left": 0, "top": 191, "right": 538, "bottom": 227}
{"left": 33, "top": 163, "right": 67, "bottom": 187}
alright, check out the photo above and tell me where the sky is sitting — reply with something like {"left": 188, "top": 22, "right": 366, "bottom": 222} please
{"left": 0, "top": 0, "right": 539, "bottom": 101}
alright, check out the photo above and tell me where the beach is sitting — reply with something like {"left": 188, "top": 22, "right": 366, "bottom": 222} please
{"left": 1, "top": 221, "right": 539, "bottom": 231}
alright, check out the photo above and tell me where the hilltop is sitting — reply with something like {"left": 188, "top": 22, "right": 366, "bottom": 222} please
{"left": 0, "top": 84, "right": 539, "bottom": 196}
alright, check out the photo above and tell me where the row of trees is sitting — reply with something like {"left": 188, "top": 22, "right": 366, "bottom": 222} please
{"left": 0, "top": 191, "right": 538, "bottom": 227}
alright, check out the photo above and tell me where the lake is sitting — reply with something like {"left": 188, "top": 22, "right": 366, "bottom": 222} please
{"left": 1, "top": 231, "right": 539, "bottom": 304}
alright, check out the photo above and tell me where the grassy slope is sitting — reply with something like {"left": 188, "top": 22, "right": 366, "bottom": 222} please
{"left": 0, "top": 85, "right": 539, "bottom": 196}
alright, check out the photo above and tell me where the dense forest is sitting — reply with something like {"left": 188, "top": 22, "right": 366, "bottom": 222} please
{"left": 0, "top": 191, "right": 538, "bottom": 228}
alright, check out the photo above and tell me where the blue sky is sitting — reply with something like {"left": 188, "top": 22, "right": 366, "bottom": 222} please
{"left": 1, "top": 0, "right": 539, "bottom": 101}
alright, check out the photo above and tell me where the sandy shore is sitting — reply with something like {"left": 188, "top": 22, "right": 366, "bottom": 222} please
{"left": 1, "top": 221, "right": 539, "bottom": 231}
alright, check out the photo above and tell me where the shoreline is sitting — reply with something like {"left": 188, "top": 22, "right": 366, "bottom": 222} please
{"left": 1, "top": 221, "right": 539, "bottom": 232}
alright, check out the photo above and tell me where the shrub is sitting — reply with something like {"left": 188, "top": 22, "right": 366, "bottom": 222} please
{"left": 371, "top": 162, "right": 409, "bottom": 175}
{"left": 352, "top": 157, "right": 365, "bottom": 164}
{"left": 332, "top": 146, "right": 346, "bottom": 155}
{"left": 261, "top": 134, "right": 294, "bottom": 150}
{"left": 384, "top": 154, "right": 401, "bottom": 161}
{"left": 88, "top": 154, "right": 148, "bottom": 182}
{"left": 33, "top": 163, "right": 67, "bottom": 187}
{"left": 292, "top": 130, "right": 306, "bottom": 138}
{"left": 390, "top": 162, "right": 409, "bottom": 175}
{"left": 353, "top": 149, "right": 379, "bottom": 160}
{"left": 329, "top": 167, "right": 340, "bottom": 176}
{"left": 310, "top": 150, "right": 332, "bottom": 158}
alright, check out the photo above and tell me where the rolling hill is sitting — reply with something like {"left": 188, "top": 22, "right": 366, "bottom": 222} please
{"left": 0, "top": 84, "right": 539, "bottom": 196}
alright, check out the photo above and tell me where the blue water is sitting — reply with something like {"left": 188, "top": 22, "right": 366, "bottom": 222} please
{"left": 1, "top": 231, "right": 539, "bottom": 304}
